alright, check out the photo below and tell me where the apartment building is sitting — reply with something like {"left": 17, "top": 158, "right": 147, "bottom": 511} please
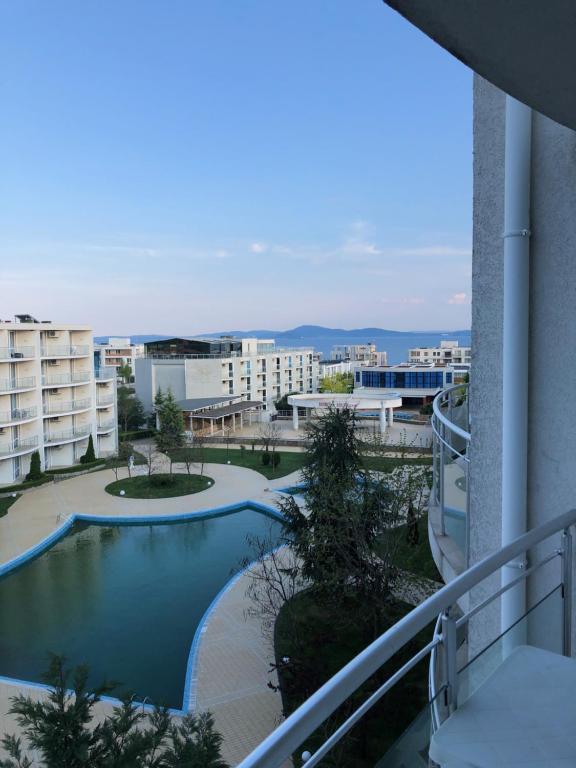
{"left": 408, "top": 340, "right": 471, "bottom": 365}
{"left": 94, "top": 337, "right": 144, "bottom": 381}
{"left": 331, "top": 343, "right": 387, "bottom": 366}
{"left": 135, "top": 336, "right": 320, "bottom": 413}
{"left": 0, "top": 315, "right": 118, "bottom": 485}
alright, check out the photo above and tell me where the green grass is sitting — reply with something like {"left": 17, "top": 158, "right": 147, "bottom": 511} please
{"left": 377, "top": 514, "right": 442, "bottom": 582}
{"left": 166, "top": 448, "right": 433, "bottom": 481}
{"left": 0, "top": 494, "right": 20, "bottom": 517}
{"left": 168, "top": 447, "right": 307, "bottom": 480}
{"left": 105, "top": 473, "right": 214, "bottom": 499}
{"left": 275, "top": 591, "right": 433, "bottom": 767}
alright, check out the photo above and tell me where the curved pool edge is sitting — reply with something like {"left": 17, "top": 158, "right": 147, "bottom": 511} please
{"left": 0, "top": 498, "right": 286, "bottom": 716}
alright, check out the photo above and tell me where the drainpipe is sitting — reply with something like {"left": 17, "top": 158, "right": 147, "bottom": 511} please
{"left": 501, "top": 96, "right": 532, "bottom": 638}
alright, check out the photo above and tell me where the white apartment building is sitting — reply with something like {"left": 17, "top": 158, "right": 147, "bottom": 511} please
{"left": 0, "top": 316, "right": 118, "bottom": 485}
{"left": 135, "top": 337, "right": 320, "bottom": 413}
{"left": 408, "top": 339, "right": 471, "bottom": 365}
{"left": 94, "top": 337, "right": 144, "bottom": 381}
{"left": 331, "top": 343, "right": 387, "bottom": 366}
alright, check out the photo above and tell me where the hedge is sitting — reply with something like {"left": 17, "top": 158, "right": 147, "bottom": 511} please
{"left": 119, "top": 429, "right": 155, "bottom": 441}
{"left": 45, "top": 459, "right": 106, "bottom": 475}
{"left": 0, "top": 476, "right": 53, "bottom": 494}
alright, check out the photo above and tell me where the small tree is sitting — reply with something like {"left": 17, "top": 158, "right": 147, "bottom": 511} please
{"left": 193, "top": 431, "right": 207, "bottom": 476}
{"left": 26, "top": 451, "right": 42, "bottom": 481}
{"left": 155, "top": 389, "right": 185, "bottom": 455}
{"left": 319, "top": 372, "right": 354, "bottom": 393}
{"left": 81, "top": 435, "right": 96, "bottom": 465}
{"left": 179, "top": 433, "right": 196, "bottom": 475}
{"left": 0, "top": 655, "right": 228, "bottom": 768}
{"left": 117, "top": 362, "right": 132, "bottom": 384}
{"left": 105, "top": 454, "right": 120, "bottom": 481}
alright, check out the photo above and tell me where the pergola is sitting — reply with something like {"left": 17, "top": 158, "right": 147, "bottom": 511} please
{"left": 177, "top": 397, "right": 263, "bottom": 436}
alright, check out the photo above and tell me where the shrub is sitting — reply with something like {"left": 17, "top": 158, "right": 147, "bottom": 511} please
{"left": 261, "top": 452, "right": 271, "bottom": 466}
{"left": 149, "top": 474, "right": 175, "bottom": 488}
{"left": 26, "top": 450, "right": 42, "bottom": 480}
{"left": 271, "top": 452, "right": 281, "bottom": 468}
{"left": 82, "top": 434, "right": 96, "bottom": 464}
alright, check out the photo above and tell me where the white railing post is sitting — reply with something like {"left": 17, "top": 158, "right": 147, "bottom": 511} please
{"left": 441, "top": 608, "right": 458, "bottom": 713}
{"left": 562, "top": 527, "right": 573, "bottom": 657}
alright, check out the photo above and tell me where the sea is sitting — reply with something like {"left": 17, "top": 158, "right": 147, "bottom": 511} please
{"left": 274, "top": 331, "right": 471, "bottom": 365}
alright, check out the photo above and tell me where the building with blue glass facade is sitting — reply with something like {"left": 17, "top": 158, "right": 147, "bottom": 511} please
{"left": 354, "top": 364, "right": 455, "bottom": 404}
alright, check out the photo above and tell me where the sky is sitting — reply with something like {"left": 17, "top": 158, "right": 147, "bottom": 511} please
{"left": 0, "top": 1, "right": 472, "bottom": 335}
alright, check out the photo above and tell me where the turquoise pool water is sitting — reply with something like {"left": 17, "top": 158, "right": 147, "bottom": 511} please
{"left": 0, "top": 508, "right": 284, "bottom": 708}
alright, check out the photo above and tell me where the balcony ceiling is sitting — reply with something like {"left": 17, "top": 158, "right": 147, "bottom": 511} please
{"left": 383, "top": 0, "right": 576, "bottom": 131}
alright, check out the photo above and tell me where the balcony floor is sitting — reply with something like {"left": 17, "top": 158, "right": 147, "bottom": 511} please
{"left": 430, "top": 645, "right": 576, "bottom": 767}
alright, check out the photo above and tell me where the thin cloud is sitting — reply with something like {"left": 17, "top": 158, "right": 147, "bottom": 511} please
{"left": 447, "top": 292, "right": 468, "bottom": 305}
{"left": 250, "top": 242, "right": 268, "bottom": 254}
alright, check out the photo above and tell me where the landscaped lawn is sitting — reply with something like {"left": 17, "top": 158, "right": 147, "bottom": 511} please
{"left": 275, "top": 590, "right": 433, "bottom": 767}
{"left": 168, "top": 447, "right": 308, "bottom": 480}
{"left": 166, "top": 448, "right": 432, "bottom": 481}
{"left": 105, "top": 473, "right": 214, "bottom": 499}
{"left": 0, "top": 495, "right": 20, "bottom": 518}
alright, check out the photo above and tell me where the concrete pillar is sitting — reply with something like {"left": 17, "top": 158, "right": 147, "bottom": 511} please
{"left": 380, "top": 403, "right": 387, "bottom": 435}
{"left": 388, "top": 407, "right": 394, "bottom": 427}
{"left": 232, "top": 413, "right": 236, "bottom": 433}
{"left": 292, "top": 405, "right": 299, "bottom": 430}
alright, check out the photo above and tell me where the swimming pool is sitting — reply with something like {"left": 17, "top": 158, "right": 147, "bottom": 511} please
{"left": 0, "top": 506, "right": 285, "bottom": 710}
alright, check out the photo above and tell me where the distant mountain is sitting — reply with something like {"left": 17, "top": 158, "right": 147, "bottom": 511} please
{"left": 95, "top": 325, "right": 471, "bottom": 345}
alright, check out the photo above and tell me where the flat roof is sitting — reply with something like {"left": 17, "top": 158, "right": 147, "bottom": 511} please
{"left": 188, "top": 400, "right": 263, "bottom": 419}
{"left": 177, "top": 397, "right": 235, "bottom": 412}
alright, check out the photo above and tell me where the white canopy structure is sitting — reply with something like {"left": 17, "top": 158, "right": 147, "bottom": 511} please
{"left": 287, "top": 392, "right": 402, "bottom": 434}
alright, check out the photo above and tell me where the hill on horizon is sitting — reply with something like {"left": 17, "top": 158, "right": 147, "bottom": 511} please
{"left": 94, "top": 324, "right": 471, "bottom": 345}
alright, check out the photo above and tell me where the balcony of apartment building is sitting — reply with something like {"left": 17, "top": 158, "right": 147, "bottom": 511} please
{"left": 42, "top": 394, "right": 92, "bottom": 417}
{"left": 0, "top": 345, "right": 35, "bottom": 362}
{"left": 0, "top": 405, "right": 38, "bottom": 428}
{"left": 41, "top": 361, "right": 92, "bottom": 388}
{"left": 0, "top": 374, "right": 36, "bottom": 393}
{"left": 94, "top": 367, "right": 116, "bottom": 382}
{"left": 96, "top": 417, "right": 116, "bottom": 434}
{"left": 43, "top": 421, "right": 92, "bottom": 446}
{"left": 44, "top": 437, "right": 89, "bottom": 468}
{"left": 0, "top": 434, "right": 39, "bottom": 459}
{"left": 429, "top": 383, "right": 471, "bottom": 583}
{"left": 40, "top": 344, "right": 90, "bottom": 358}
{"left": 97, "top": 430, "right": 116, "bottom": 457}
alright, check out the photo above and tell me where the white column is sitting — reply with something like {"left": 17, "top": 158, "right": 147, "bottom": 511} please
{"left": 210, "top": 420, "right": 214, "bottom": 435}
{"left": 379, "top": 403, "right": 387, "bottom": 435}
{"left": 387, "top": 407, "right": 394, "bottom": 427}
{"left": 292, "top": 405, "right": 299, "bottom": 430}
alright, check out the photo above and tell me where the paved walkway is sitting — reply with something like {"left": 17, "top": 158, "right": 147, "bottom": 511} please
{"left": 0, "top": 457, "right": 301, "bottom": 765}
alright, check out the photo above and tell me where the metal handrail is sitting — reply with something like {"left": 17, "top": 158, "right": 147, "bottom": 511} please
{"left": 44, "top": 427, "right": 92, "bottom": 443}
{"left": 42, "top": 398, "right": 92, "bottom": 415}
{"left": 0, "top": 377, "right": 36, "bottom": 391}
{"left": 432, "top": 383, "right": 471, "bottom": 446}
{"left": 0, "top": 407, "right": 38, "bottom": 423}
{"left": 237, "top": 507, "right": 576, "bottom": 768}
{"left": 0, "top": 347, "right": 35, "bottom": 359}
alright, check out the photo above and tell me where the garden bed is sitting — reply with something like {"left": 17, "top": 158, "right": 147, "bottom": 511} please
{"left": 105, "top": 473, "right": 214, "bottom": 499}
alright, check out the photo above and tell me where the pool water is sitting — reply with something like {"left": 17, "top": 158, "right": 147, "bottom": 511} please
{"left": 0, "top": 508, "right": 284, "bottom": 708}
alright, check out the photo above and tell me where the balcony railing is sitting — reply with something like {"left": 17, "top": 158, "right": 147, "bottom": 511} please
{"left": 40, "top": 345, "right": 89, "bottom": 358}
{"left": 431, "top": 383, "right": 471, "bottom": 567}
{"left": 0, "top": 436, "right": 39, "bottom": 457}
{"left": 0, "top": 406, "right": 38, "bottom": 424}
{"left": 97, "top": 421, "right": 116, "bottom": 432}
{"left": 44, "top": 426, "right": 91, "bottom": 444}
{"left": 237, "top": 508, "right": 576, "bottom": 768}
{"left": 42, "top": 398, "right": 92, "bottom": 415}
{"left": 96, "top": 395, "right": 115, "bottom": 406}
{"left": 0, "top": 377, "right": 36, "bottom": 392}
{"left": 95, "top": 367, "right": 116, "bottom": 381}
{"left": 0, "top": 346, "right": 35, "bottom": 360}
{"left": 42, "top": 371, "right": 91, "bottom": 386}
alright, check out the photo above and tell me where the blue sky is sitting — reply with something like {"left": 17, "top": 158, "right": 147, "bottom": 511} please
{"left": 0, "top": 1, "right": 472, "bottom": 335}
